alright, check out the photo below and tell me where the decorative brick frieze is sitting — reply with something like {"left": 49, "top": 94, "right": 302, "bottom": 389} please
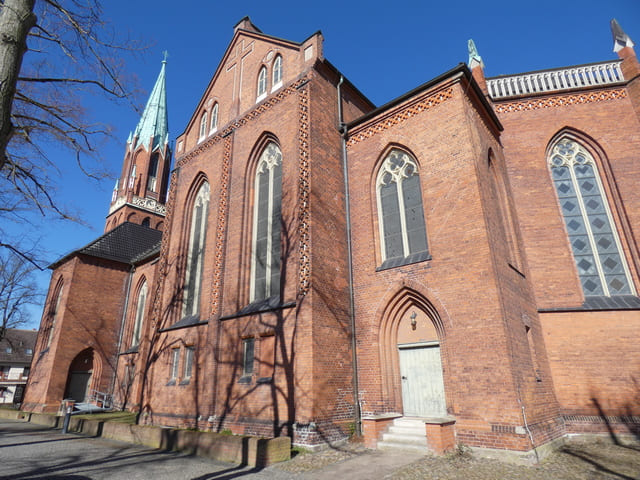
{"left": 210, "top": 135, "right": 233, "bottom": 316}
{"left": 347, "top": 87, "right": 454, "bottom": 147}
{"left": 494, "top": 88, "right": 627, "bottom": 114}
{"left": 297, "top": 82, "right": 311, "bottom": 295}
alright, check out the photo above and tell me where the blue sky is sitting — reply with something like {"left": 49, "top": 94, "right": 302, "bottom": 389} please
{"left": 13, "top": 0, "right": 640, "bottom": 328}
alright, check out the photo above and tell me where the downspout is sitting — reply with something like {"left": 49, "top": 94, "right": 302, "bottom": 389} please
{"left": 111, "top": 264, "right": 135, "bottom": 406}
{"left": 338, "top": 76, "right": 361, "bottom": 436}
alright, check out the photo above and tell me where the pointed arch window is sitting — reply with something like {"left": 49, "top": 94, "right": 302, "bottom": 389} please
{"left": 198, "top": 111, "right": 208, "bottom": 141}
{"left": 210, "top": 103, "right": 219, "bottom": 133}
{"left": 250, "top": 142, "right": 282, "bottom": 302}
{"left": 272, "top": 55, "right": 282, "bottom": 91}
{"left": 44, "top": 281, "right": 64, "bottom": 348}
{"left": 257, "top": 67, "right": 267, "bottom": 100}
{"left": 183, "top": 182, "right": 210, "bottom": 318}
{"left": 147, "top": 153, "right": 159, "bottom": 192}
{"left": 549, "top": 138, "right": 635, "bottom": 296}
{"left": 131, "top": 281, "right": 147, "bottom": 348}
{"left": 377, "top": 149, "right": 429, "bottom": 269}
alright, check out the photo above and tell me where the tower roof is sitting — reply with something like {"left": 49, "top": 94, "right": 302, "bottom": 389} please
{"left": 133, "top": 58, "right": 169, "bottom": 151}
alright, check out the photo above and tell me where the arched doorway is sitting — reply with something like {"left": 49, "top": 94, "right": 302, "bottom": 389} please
{"left": 64, "top": 348, "right": 94, "bottom": 402}
{"left": 397, "top": 309, "right": 446, "bottom": 417}
{"left": 379, "top": 288, "right": 448, "bottom": 417}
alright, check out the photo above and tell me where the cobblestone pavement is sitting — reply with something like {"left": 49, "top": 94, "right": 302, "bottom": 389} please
{"left": 271, "top": 438, "right": 640, "bottom": 479}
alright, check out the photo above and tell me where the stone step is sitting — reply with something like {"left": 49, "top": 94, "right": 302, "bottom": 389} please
{"left": 377, "top": 440, "right": 428, "bottom": 454}
{"left": 392, "top": 417, "right": 426, "bottom": 428}
{"left": 388, "top": 425, "right": 425, "bottom": 436}
{"left": 382, "top": 432, "right": 426, "bottom": 445}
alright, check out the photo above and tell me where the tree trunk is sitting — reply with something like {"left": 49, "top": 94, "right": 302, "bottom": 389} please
{"left": 0, "top": 0, "right": 36, "bottom": 172}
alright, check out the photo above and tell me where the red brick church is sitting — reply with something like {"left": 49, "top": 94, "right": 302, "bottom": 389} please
{"left": 23, "top": 18, "right": 640, "bottom": 458}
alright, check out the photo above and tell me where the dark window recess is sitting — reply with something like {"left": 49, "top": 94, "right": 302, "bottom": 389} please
{"left": 242, "top": 338, "right": 255, "bottom": 377}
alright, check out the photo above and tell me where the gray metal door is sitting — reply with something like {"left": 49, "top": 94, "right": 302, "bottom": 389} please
{"left": 399, "top": 343, "right": 446, "bottom": 417}
{"left": 66, "top": 372, "right": 91, "bottom": 402}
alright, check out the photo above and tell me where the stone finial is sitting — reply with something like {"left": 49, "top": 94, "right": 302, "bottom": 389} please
{"left": 611, "top": 19, "right": 634, "bottom": 53}
{"left": 468, "top": 39, "right": 484, "bottom": 69}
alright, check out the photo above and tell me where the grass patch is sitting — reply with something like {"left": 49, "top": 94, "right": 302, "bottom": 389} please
{"left": 291, "top": 445, "right": 312, "bottom": 457}
{"left": 73, "top": 411, "right": 137, "bottom": 424}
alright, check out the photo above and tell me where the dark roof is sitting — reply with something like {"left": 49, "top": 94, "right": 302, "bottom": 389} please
{"left": 0, "top": 329, "right": 37, "bottom": 365}
{"left": 50, "top": 222, "right": 163, "bottom": 269}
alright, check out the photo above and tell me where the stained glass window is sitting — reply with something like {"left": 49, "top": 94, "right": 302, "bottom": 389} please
{"left": 183, "top": 182, "right": 209, "bottom": 317}
{"left": 131, "top": 281, "right": 147, "bottom": 348}
{"left": 549, "top": 138, "right": 634, "bottom": 296}
{"left": 377, "top": 149, "right": 428, "bottom": 264}
{"left": 251, "top": 143, "right": 282, "bottom": 301}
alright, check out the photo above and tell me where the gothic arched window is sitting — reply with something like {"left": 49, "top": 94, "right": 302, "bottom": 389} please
{"left": 377, "top": 149, "right": 429, "bottom": 268}
{"left": 210, "top": 103, "right": 219, "bottom": 133}
{"left": 131, "top": 281, "right": 147, "bottom": 348}
{"left": 198, "top": 111, "right": 208, "bottom": 141}
{"left": 272, "top": 55, "right": 282, "bottom": 90}
{"left": 549, "top": 138, "right": 634, "bottom": 296}
{"left": 257, "top": 67, "right": 267, "bottom": 100}
{"left": 250, "top": 142, "right": 282, "bottom": 302}
{"left": 45, "top": 280, "right": 64, "bottom": 349}
{"left": 183, "top": 181, "right": 210, "bottom": 318}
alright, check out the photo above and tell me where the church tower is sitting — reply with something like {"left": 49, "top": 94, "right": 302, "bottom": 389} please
{"left": 105, "top": 59, "right": 171, "bottom": 232}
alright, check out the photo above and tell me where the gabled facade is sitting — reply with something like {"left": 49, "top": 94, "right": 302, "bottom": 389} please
{"left": 25, "top": 18, "right": 640, "bottom": 457}
{"left": 0, "top": 329, "right": 36, "bottom": 405}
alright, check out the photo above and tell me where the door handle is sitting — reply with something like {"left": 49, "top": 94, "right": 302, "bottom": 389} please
{"left": 401, "top": 376, "right": 407, "bottom": 380}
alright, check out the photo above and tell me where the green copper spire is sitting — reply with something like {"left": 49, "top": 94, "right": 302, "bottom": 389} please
{"left": 133, "top": 56, "right": 169, "bottom": 151}
{"left": 468, "top": 39, "right": 484, "bottom": 69}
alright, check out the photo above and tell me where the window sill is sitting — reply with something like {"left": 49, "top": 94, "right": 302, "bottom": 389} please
{"left": 256, "top": 93, "right": 267, "bottom": 103}
{"left": 166, "top": 379, "right": 176, "bottom": 386}
{"left": 238, "top": 376, "right": 252, "bottom": 384}
{"left": 257, "top": 376, "right": 273, "bottom": 384}
{"left": 119, "top": 347, "right": 139, "bottom": 355}
{"left": 376, "top": 251, "right": 431, "bottom": 271}
{"left": 220, "top": 297, "right": 296, "bottom": 321}
{"left": 538, "top": 295, "right": 640, "bottom": 312}
{"left": 179, "top": 379, "right": 191, "bottom": 386}
{"left": 271, "top": 82, "right": 282, "bottom": 93}
{"left": 159, "top": 315, "right": 208, "bottom": 333}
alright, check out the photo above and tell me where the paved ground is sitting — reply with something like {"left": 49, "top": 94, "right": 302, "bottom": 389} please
{"left": 2, "top": 418, "right": 639, "bottom": 479}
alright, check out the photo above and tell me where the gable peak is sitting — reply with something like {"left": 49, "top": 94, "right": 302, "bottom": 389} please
{"left": 234, "top": 16, "right": 262, "bottom": 34}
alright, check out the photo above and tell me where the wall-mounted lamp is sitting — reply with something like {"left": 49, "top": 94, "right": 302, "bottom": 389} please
{"left": 410, "top": 311, "right": 417, "bottom": 330}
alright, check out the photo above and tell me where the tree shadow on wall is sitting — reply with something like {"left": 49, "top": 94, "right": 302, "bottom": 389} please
{"left": 209, "top": 188, "right": 356, "bottom": 452}
{"left": 126, "top": 180, "right": 358, "bottom": 456}
{"left": 558, "top": 383, "right": 640, "bottom": 480}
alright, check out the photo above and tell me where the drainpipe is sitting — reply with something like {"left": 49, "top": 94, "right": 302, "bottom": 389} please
{"left": 337, "top": 76, "right": 361, "bottom": 436}
{"left": 110, "top": 264, "right": 135, "bottom": 405}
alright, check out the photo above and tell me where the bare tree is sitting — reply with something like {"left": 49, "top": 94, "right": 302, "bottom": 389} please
{"left": 0, "top": 0, "right": 143, "bottom": 267}
{"left": 0, "top": 250, "right": 42, "bottom": 341}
